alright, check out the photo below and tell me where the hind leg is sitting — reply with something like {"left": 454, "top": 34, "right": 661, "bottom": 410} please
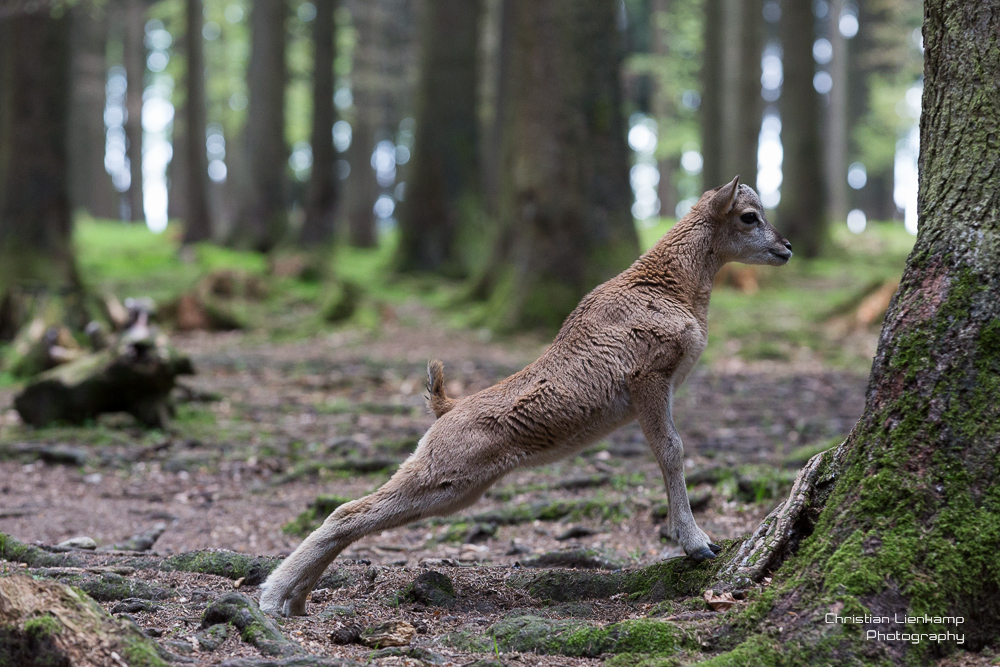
{"left": 260, "top": 452, "right": 499, "bottom": 616}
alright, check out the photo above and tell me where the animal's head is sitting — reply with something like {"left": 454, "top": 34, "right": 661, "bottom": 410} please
{"left": 698, "top": 176, "right": 792, "bottom": 266}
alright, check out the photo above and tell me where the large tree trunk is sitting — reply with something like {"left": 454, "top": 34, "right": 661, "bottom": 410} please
{"left": 122, "top": 0, "right": 145, "bottom": 223}
{"left": 777, "top": 0, "right": 826, "bottom": 257}
{"left": 0, "top": 7, "right": 85, "bottom": 339}
{"left": 299, "top": 0, "right": 339, "bottom": 247}
{"left": 709, "top": 1, "right": 1000, "bottom": 661}
{"left": 182, "top": 0, "right": 212, "bottom": 244}
{"left": 233, "top": 0, "right": 288, "bottom": 252}
{"left": 481, "top": 0, "right": 639, "bottom": 331}
{"left": 394, "top": 0, "right": 481, "bottom": 275}
{"left": 68, "top": 1, "right": 116, "bottom": 220}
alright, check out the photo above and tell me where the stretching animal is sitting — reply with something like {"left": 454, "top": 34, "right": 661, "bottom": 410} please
{"left": 261, "top": 176, "right": 792, "bottom": 616}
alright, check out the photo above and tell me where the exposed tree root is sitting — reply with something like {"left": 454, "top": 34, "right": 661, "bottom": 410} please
{"left": 713, "top": 445, "right": 841, "bottom": 590}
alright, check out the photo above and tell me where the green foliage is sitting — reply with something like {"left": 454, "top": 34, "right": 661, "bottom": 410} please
{"left": 22, "top": 614, "right": 61, "bottom": 639}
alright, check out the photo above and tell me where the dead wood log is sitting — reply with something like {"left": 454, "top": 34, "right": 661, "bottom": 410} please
{"left": 13, "top": 330, "right": 194, "bottom": 428}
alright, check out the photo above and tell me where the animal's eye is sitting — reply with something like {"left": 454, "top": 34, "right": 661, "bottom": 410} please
{"left": 740, "top": 212, "right": 758, "bottom": 224}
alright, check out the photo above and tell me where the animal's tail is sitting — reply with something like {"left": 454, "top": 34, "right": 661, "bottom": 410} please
{"left": 426, "top": 359, "right": 458, "bottom": 418}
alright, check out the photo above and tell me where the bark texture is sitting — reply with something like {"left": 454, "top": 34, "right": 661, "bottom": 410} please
{"left": 182, "top": 0, "right": 213, "bottom": 244}
{"left": 0, "top": 9, "right": 82, "bottom": 321}
{"left": 705, "top": 2, "right": 1000, "bottom": 663}
{"left": 234, "top": 0, "right": 288, "bottom": 252}
{"left": 69, "top": 1, "right": 116, "bottom": 220}
{"left": 300, "top": 0, "right": 339, "bottom": 247}
{"left": 777, "top": 0, "right": 826, "bottom": 256}
{"left": 699, "top": 0, "right": 724, "bottom": 191}
{"left": 395, "top": 0, "right": 481, "bottom": 276}
{"left": 122, "top": 0, "right": 145, "bottom": 222}
{"left": 482, "top": 0, "right": 639, "bottom": 331}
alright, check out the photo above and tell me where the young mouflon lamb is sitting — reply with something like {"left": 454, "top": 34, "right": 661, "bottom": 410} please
{"left": 261, "top": 176, "right": 793, "bottom": 617}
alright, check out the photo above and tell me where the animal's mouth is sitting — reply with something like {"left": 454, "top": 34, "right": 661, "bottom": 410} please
{"left": 768, "top": 248, "right": 792, "bottom": 262}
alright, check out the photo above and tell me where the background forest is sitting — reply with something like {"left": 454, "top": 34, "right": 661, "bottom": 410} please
{"left": 4, "top": 1, "right": 984, "bottom": 666}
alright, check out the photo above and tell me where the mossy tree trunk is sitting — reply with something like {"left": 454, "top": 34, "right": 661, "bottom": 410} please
{"left": 480, "top": 0, "right": 639, "bottom": 331}
{"left": 394, "top": 0, "right": 481, "bottom": 276}
{"left": 710, "top": 2, "right": 1000, "bottom": 663}
{"left": 0, "top": 5, "right": 86, "bottom": 340}
{"left": 777, "top": 0, "right": 826, "bottom": 257}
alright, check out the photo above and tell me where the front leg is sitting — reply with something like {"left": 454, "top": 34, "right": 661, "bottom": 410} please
{"left": 632, "top": 375, "right": 720, "bottom": 561}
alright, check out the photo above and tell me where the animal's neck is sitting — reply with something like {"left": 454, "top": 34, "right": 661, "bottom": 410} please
{"left": 630, "top": 215, "right": 723, "bottom": 319}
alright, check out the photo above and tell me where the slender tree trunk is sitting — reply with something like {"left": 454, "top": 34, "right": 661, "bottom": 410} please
{"left": 482, "top": 0, "right": 639, "bottom": 331}
{"left": 233, "top": 0, "right": 288, "bottom": 252}
{"left": 344, "top": 0, "right": 380, "bottom": 248}
{"left": 777, "top": 0, "right": 825, "bottom": 257}
{"left": 0, "top": 7, "right": 85, "bottom": 336}
{"left": 733, "top": 0, "right": 762, "bottom": 191}
{"left": 825, "top": 0, "right": 848, "bottom": 223}
{"left": 479, "top": 0, "right": 510, "bottom": 219}
{"left": 649, "top": 0, "right": 674, "bottom": 217}
{"left": 69, "top": 1, "right": 116, "bottom": 219}
{"left": 123, "top": 0, "right": 145, "bottom": 222}
{"left": 183, "top": 0, "right": 212, "bottom": 244}
{"left": 710, "top": 2, "right": 1000, "bottom": 661}
{"left": 699, "top": 0, "right": 724, "bottom": 190}
{"left": 395, "top": 0, "right": 481, "bottom": 275}
{"left": 300, "top": 0, "right": 339, "bottom": 247}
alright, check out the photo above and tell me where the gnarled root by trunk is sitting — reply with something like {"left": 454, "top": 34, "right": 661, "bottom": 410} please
{"left": 713, "top": 445, "right": 842, "bottom": 590}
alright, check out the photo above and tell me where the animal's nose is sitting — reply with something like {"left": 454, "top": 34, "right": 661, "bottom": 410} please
{"left": 783, "top": 240, "right": 792, "bottom": 251}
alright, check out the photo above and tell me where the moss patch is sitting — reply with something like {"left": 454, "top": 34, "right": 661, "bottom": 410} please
{"left": 282, "top": 495, "right": 352, "bottom": 537}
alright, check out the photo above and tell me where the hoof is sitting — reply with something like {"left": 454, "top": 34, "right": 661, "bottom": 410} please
{"left": 709, "top": 542, "right": 722, "bottom": 554}
{"left": 689, "top": 546, "right": 718, "bottom": 562}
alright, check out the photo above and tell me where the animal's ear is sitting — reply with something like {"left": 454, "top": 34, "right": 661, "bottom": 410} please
{"left": 711, "top": 175, "right": 740, "bottom": 216}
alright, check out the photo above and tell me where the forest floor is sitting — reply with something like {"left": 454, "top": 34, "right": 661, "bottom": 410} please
{"left": 0, "top": 296, "right": 875, "bottom": 666}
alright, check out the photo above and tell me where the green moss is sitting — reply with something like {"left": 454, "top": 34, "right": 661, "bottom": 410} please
{"left": 121, "top": 637, "right": 170, "bottom": 667}
{"left": 480, "top": 615, "right": 687, "bottom": 658}
{"left": 52, "top": 572, "right": 173, "bottom": 602}
{"left": 22, "top": 615, "right": 60, "bottom": 639}
{"left": 159, "top": 550, "right": 279, "bottom": 586}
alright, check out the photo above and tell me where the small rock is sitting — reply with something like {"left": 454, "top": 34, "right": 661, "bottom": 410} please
{"left": 361, "top": 620, "right": 416, "bottom": 648}
{"left": 401, "top": 571, "right": 456, "bottom": 607}
{"left": 143, "top": 627, "right": 164, "bottom": 638}
{"left": 363, "top": 565, "right": 379, "bottom": 583}
{"left": 194, "top": 623, "right": 231, "bottom": 651}
{"left": 58, "top": 536, "right": 97, "bottom": 550}
{"left": 505, "top": 542, "right": 530, "bottom": 556}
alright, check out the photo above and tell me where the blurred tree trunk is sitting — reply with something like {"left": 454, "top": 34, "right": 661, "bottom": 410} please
{"left": 649, "top": 0, "right": 675, "bottom": 217}
{"left": 182, "top": 0, "right": 212, "bottom": 244}
{"left": 300, "top": 0, "right": 339, "bottom": 246}
{"left": 233, "top": 0, "right": 288, "bottom": 252}
{"left": 710, "top": 3, "right": 1000, "bottom": 659}
{"left": 69, "top": 2, "right": 116, "bottom": 220}
{"left": 479, "top": 0, "right": 511, "bottom": 219}
{"left": 123, "top": 0, "right": 145, "bottom": 222}
{"left": 733, "top": 0, "right": 762, "bottom": 191}
{"left": 395, "top": 0, "right": 481, "bottom": 275}
{"left": 344, "top": 0, "right": 381, "bottom": 248}
{"left": 0, "top": 7, "right": 85, "bottom": 339}
{"left": 825, "top": 0, "right": 848, "bottom": 223}
{"left": 777, "top": 0, "right": 826, "bottom": 257}
{"left": 480, "top": 0, "right": 639, "bottom": 331}
{"left": 699, "top": 0, "right": 724, "bottom": 190}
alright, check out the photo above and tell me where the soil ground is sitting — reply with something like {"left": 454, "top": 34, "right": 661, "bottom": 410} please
{"left": 0, "top": 301, "right": 871, "bottom": 665}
